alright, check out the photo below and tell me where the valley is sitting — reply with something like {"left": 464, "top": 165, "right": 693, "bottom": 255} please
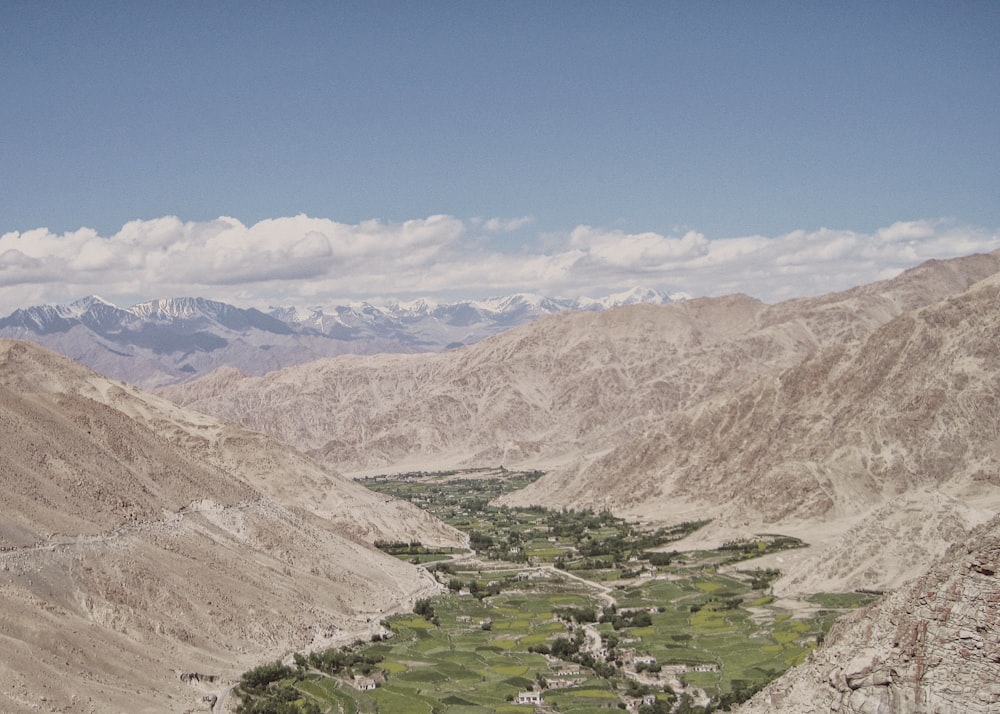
{"left": 232, "top": 469, "right": 876, "bottom": 713}
{"left": 3, "top": 250, "right": 1000, "bottom": 713}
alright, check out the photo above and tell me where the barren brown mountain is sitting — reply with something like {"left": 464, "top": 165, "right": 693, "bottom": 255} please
{"left": 0, "top": 339, "right": 463, "bottom": 714}
{"left": 160, "top": 251, "right": 1000, "bottom": 478}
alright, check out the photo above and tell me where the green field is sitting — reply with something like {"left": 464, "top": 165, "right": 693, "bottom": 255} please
{"left": 234, "top": 469, "right": 876, "bottom": 713}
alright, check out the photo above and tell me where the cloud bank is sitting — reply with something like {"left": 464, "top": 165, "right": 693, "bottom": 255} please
{"left": 0, "top": 215, "right": 997, "bottom": 313}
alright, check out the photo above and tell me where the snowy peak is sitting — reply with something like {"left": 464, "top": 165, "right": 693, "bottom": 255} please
{"left": 575, "top": 287, "right": 690, "bottom": 310}
{"left": 266, "top": 305, "right": 315, "bottom": 324}
{"left": 0, "top": 288, "right": 682, "bottom": 387}
{"left": 1, "top": 288, "right": 680, "bottom": 338}
{"left": 0, "top": 304, "right": 77, "bottom": 333}
{"left": 604, "top": 286, "right": 674, "bottom": 305}
{"left": 0, "top": 296, "right": 291, "bottom": 347}
{"left": 129, "top": 297, "right": 293, "bottom": 334}
{"left": 130, "top": 297, "right": 214, "bottom": 320}
{"left": 266, "top": 288, "right": 678, "bottom": 331}
{"left": 65, "top": 294, "right": 118, "bottom": 316}
{"left": 393, "top": 297, "right": 439, "bottom": 315}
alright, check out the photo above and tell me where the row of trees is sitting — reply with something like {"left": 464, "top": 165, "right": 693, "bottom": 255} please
{"left": 234, "top": 661, "right": 320, "bottom": 714}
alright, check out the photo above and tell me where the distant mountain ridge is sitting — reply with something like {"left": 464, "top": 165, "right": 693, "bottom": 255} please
{"left": 0, "top": 288, "right": 684, "bottom": 387}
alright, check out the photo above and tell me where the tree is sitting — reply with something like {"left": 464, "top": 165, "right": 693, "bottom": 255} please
{"left": 413, "top": 597, "right": 436, "bottom": 621}
{"left": 237, "top": 661, "right": 294, "bottom": 696}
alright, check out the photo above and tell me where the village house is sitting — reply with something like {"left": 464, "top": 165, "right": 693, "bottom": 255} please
{"left": 514, "top": 691, "right": 543, "bottom": 705}
{"left": 626, "top": 694, "right": 658, "bottom": 711}
{"left": 353, "top": 674, "right": 383, "bottom": 691}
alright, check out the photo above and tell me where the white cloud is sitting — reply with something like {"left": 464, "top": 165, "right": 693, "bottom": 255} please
{"left": 0, "top": 215, "right": 997, "bottom": 314}
{"left": 472, "top": 216, "right": 534, "bottom": 233}
{"left": 568, "top": 226, "right": 710, "bottom": 269}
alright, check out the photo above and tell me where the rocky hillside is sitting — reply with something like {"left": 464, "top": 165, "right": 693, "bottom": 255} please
{"left": 737, "top": 515, "right": 1000, "bottom": 714}
{"left": 162, "top": 293, "right": 789, "bottom": 473}
{"left": 518, "top": 269, "right": 1000, "bottom": 516}
{"left": 160, "top": 251, "right": 1000, "bottom": 480}
{"left": 0, "top": 339, "right": 462, "bottom": 714}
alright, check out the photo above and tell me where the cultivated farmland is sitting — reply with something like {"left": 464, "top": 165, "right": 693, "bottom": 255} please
{"left": 233, "top": 469, "right": 877, "bottom": 713}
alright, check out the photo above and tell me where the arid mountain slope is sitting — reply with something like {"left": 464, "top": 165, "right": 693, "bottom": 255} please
{"left": 514, "top": 271, "right": 1000, "bottom": 519}
{"left": 737, "top": 515, "right": 1000, "bottom": 714}
{"left": 159, "top": 294, "right": 776, "bottom": 471}
{"left": 0, "top": 339, "right": 461, "bottom": 714}
{"left": 157, "top": 250, "right": 1000, "bottom": 478}
{"left": 0, "top": 339, "right": 461, "bottom": 548}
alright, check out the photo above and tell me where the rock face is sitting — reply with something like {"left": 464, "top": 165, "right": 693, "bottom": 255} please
{"left": 0, "top": 339, "right": 462, "bottom": 714}
{"left": 738, "top": 516, "right": 1000, "bottom": 714}
{"left": 497, "top": 263, "right": 1000, "bottom": 595}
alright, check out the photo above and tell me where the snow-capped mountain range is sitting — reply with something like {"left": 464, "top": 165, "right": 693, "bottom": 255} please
{"left": 0, "top": 289, "right": 685, "bottom": 388}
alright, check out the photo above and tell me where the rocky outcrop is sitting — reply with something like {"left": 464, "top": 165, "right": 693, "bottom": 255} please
{"left": 738, "top": 516, "right": 1000, "bottom": 713}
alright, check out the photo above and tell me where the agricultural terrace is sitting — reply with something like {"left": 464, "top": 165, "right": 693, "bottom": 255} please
{"left": 234, "top": 468, "right": 878, "bottom": 714}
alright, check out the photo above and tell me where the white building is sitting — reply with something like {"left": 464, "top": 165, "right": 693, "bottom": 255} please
{"left": 515, "top": 691, "right": 543, "bottom": 705}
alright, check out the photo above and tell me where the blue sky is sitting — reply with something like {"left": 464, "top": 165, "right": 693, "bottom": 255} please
{"left": 1, "top": 2, "right": 998, "bottom": 311}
